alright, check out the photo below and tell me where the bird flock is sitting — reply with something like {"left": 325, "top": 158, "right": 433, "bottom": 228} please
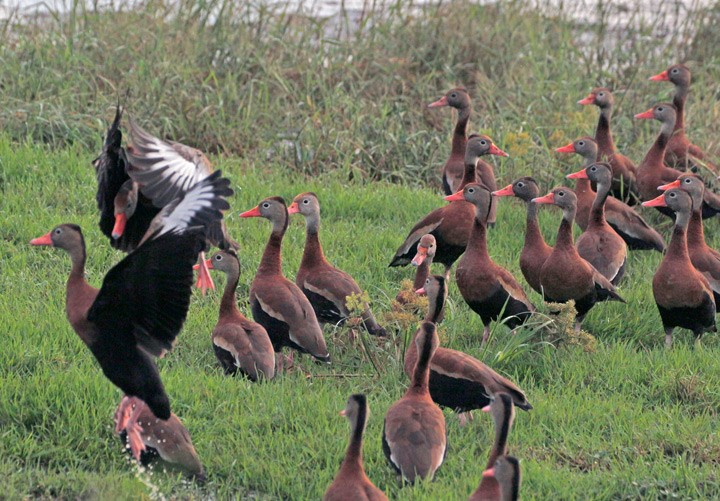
{"left": 28, "top": 62, "right": 719, "bottom": 499}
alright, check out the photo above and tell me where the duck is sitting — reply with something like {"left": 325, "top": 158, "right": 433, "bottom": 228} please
{"left": 382, "top": 321, "right": 446, "bottom": 483}
{"left": 30, "top": 171, "right": 233, "bottom": 460}
{"left": 288, "top": 192, "right": 385, "bottom": 336}
{"left": 634, "top": 103, "right": 719, "bottom": 220}
{"left": 92, "top": 105, "right": 159, "bottom": 252}
{"left": 642, "top": 189, "right": 716, "bottom": 346}
{"left": 475, "top": 456, "right": 522, "bottom": 501}
{"left": 659, "top": 174, "right": 720, "bottom": 303}
{"left": 395, "top": 233, "right": 438, "bottom": 307}
{"left": 492, "top": 177, "right": 554, "bottom": 294}
{"left": 114, "top": 396, "right": 205, "bottom": 481}
{"left": 446, "top": 183, "right": 535, "bottom": 344}
{"left": 468, "top": 393, "right": 517, "bottom": 501}
{"left": 556, "top": 137, "right": 665, "bottom": 251}
{"left": 429, "top": 88, "right": 500, "bottom": 200}
{"left": 240, "top": 196, "right": 330, "bottom": 372}
{"left": 567, "top": 162, "right": 628, "bottom": 285}
{"left": 125, "top": 118, "right": 239, "bottom": 293}
{"left": 324, "top": 394, "right": 388, "bottom": 501}
{"left": 649, "top": 64, "right": 719, "bottom": 174}
{"left": 412, "top": 275, "right": 531, "bottom": 423}
{"left": 577, "top": 87, "right": 638, "bottom": 201}
{"left": 201, "top": 250, "right": 275, "bottom": 380}
{"left": 533, "top": 187, "right": 625, "bottom": 330}
{"left": 389, "top": 135, "right": 508, "bottom": 276}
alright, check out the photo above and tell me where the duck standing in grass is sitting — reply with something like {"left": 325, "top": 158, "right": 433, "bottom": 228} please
{"left": 642, "top": 189, "right": 716, "bottom": 347}
{"left": 201, "top": 250, "right": 275, "bottom": 380}
{"left": 288, "top": 192, "right": 385, "bottom": 336}
{"left": 324, "top": 394, "right": 388, "bottom": 501}
{"left": 240, "top": 196, "right": 330, "bottom": 373}
{"left": 30, "top": 171, "right": 233, "bottom": 461}
{"left": 446, "top": 183, "right": 535, "bottom": 344}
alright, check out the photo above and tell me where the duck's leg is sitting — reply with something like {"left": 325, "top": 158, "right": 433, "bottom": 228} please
{"left": 116, "top": 396, "right": 147, "bottom": 461}
{"left": 481, "top": 325, "right": 491, "bottom": 345}
{"left": 457, "top": 411, "right": 474, "bottom": 426}
{"left": 195, "top": 251, "right": 215, "bottom": 295}
{"left": 275, "top": 350, "right": 284, "bottom": 375}
{"left": 665, "top": 327, "right": 674, "bottom": 348}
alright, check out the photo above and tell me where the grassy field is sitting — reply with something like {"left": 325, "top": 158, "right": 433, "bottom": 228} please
{"left": 2, "top": 0, "right": 720, "bottom": 499}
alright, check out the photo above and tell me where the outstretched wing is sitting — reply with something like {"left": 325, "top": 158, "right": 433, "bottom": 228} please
{"left": 126, "top": 118, "right": 212, "bottom": 208}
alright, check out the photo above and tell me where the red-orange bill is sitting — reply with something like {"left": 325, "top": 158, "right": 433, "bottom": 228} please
{"left": 30, "top": 232, "right": 53, "bottom": 246}
{"left": 240, "top": 206, "right": 262, "bottom": 218}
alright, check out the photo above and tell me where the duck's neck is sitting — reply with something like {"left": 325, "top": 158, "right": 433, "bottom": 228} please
{"left": 338, "top": 408, "right": 367, "bottom": 475}
{"left": 672, "top": 87, "right": 687, "bottom": 131}
{"left": 258, "top": 217, "right": 287, "bottom": 276}
{"left": 486, "top": 411, "right": 513, "bottom": 469}
{"left": 556, "top": 210, "right": 576, "bottom": 249}
{"left": 423, "top": 292, "right": 446, "bottom": 324}
{"left": 588, "top": 181, "right": 610, "bottom": 229}
{"left": 220, "top": 266, "right": 241, "bottom": 317}
{"left": 413, "top": 260, "right": 432, "bottom": 291}
{"left": 466, "top": 208, "right": 490, "bottom": 259}
{"left": 687, "top": 209, "right": 706, "bottom": 248}
{"left": 667, "top": 210, "right": 691, "bottom": 262}
{"left": 595, "top": 106, "right": 616, "bottom": 154}
{"left": 451, "top": 106, "right": 471, "bottom": 156}
{"left": 300, "top": 214, "right": 326, "bottom": 269}
{"left": 524, "top": 202, "right": 547, "bottom": 250}
{"left": 459, "top": 158, "right": 478, "bottom": 189}
{"left": 642, "top": 120, "right": 673, "bottom": 168}
{"left": 410, "top": 333, "right": 433, "bottom": 392}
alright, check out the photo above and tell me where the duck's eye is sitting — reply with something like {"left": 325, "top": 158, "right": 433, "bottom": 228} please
{"left": 658, "top": 107, "right": 664, "bottom": 112}
{"left": 578, "top": 141, "right": 585, "bottom": 146}
{"left": 54, "top": 228, "right": 62, "bottom": 235}
{"left": 517, "top": 182, "right": 524, "bottom": 188}
{"left": 426, "top": 278, "right": 430, "bottom": 284}
{"left": 215, "top": 255, "right": 222, "bottom": 260}
{"left": 303, "top": 199, "right": 310, "bottom": 204}
{"left": 671, "top": 68, "right": 679, "bottom": 74}
{"left": 684, "top": 178, "right": 692, "bottom": 183}
{"left": 450, "top": 93, "right": 457, "bottom": 98}
{"left": 468, "top": 188, "right": 475, "bottom": 193}
{"left": 598, "top": 92, "right": 604, "bottom": 97}
{"left": 558, "top": 191, "right": 565, "bottom": 197}
{"left": 480, "top": 140, "right": 487, "bottom": 146}
{"left": 590, "top": 166, "right": 597, "bottom": 172}
{"left": 669, "top": 192, "right": 676, "bottom": 198}
{"left": 262, "top": 203, "right": 270, "bottom": 208}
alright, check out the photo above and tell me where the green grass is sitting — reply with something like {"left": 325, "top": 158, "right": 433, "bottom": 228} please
{"left": 2, "top": 0, "right": 720, "bottom": 498}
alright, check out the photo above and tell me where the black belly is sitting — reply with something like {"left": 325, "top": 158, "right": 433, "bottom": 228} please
{"left": 657, "top": 296, "right": 716, "bottom": 336}
{"left": 301, "top": 287, "right": 346, "bottom": 325}
{"left": 428, "top": 370, "right": 491, "bottom": 412}
{"left": 251, "top": 298, "right": 315, "bottom": 355}
{"left": 466, "top": 287, "right": 532, "bottom": 328}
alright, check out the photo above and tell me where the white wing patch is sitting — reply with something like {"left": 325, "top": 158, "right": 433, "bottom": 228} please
{"left": 154, "top": 176, "right": 221, "bottom": 237}
{"left": 213, "top": 336, "right": 241, "bottom": 368}
{"left": 303, "top": 282, "right": 346, "bottom": 316}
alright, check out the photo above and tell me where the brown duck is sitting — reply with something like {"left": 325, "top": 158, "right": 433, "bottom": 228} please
{"left": 389, "top": 135, "right": 508, "bottom": 275}
{"left": 578, "top": 87, "right": 638, "bottom": 201}
{"left": 474, "top": 456, "right": 522, "bottom": 501}
{"left": 567, "top": 162, "right": 628, "bottom": 285}
{"left": 289, "top": 192, "right": 385, "bottom": 336}
{"left": 446, "top": 183, "right": 535, "bottom": 344}
{"left": 30, "top": 172, "right": 232, "bottom": 460}
{"left": 659, "top": 175, "right": 720, "bottom": 303}
{"left": 533, "top": 188, "right": 625, "bottom": 330}
{"left": 468, "top": 393, "right": 517, "bottom": 501}
{"left": 324, "top": 394, "right": 388, "bottom": 501}
{"left": 493, "top": 177, "right": 553, "bottom": 294}
{"left": 382, "top": 321, "right": 446, "bottom": 483}
{"left": 642, "top": 189, "right": 716, "bottom": 347}
{"left": 240, "top": 197, "right": 330, "bottom": 372}
{"left": 557, "top": 137, "right": 665, "bottom": 251}
{"left": 412, "top": 275, "right": 532, "bottom": 421}
{"left": 649, "top": 64, "right": 719, "bottom": 174}
{"left": 202, "top": 250, "right": 275, "bottom": 380}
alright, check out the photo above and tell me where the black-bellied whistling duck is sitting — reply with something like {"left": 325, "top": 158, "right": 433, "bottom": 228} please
{"left": 92, "top": 106, "right": 158, "bottom": 252}
{"left": 476, "top": 456, "right": 522, "bottom": 501}
{"left": 649, "top": 64, "right": 719, "bottom": 174}
{"left": 493, "top": 178, "right": 553, "bottom": 295}
{"left": 288, "top": 192, "right": 385, "bottom": 336}
{"left": 114, "top": 396, "right": 205, "bottom": 482}
{"left": 411, "top": 233, "right": 437, "bottom": 291}
{"left": 30, "top": 171, "right": 232, "bottom": 460}
{"left": 468, "top": 393, "right": 516, "bottom": 501}
{"left": 446, "top": 183, "right": 535, "bottom": 344}
{"left": 557, "top": 138, "right": 665, "bottom": 252}
{"left": 428, "top": 88, "right": 497, "bottom": 198}
{"left": 383, "top": 321, "right": 446, "bottom": 483}
{"left": 567, "top": 162, "right": 628, "bottom": 285}
{"left": 533, "top": 188, "right": 625, "bottom": 330}
{"left": 578, "top": 87, "right": 638, "bottom": 202}
{"left": 201, "top": 250, "right": 275, "bottom": 380}
{"left": 412, "top": 275, "right": 531, "bottom": 422}
{"left": 390, "top": 135, "right": 508, "bottom": 275}
{"left": 324, "top": 394, "right": 388, "bottom": 501}
{"left": 642, "top": 189, "right": 716, "bottom": 347}
{"left": 634, "top": 103, "right": 719, "bottom": 220}
{"left": 240, "top": 197, "right": 330, "bottom": 372}
{"left": 125, "top": 118, "right": 239, "bottom": 294}
{"left": 659, "top": 175, "right": 720, "bottom": 303}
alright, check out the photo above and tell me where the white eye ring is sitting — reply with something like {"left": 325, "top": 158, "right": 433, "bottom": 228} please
{"left": 262, "top": 203, "right": 270, "bottom": 208}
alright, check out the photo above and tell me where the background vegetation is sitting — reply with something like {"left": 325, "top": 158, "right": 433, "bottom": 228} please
{"left": 1, "top": 0, "right": 720, "bottom": 499}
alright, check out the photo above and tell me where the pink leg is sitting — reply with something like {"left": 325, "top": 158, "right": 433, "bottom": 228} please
{"left": 118, "top": 397, "right": 147, "bottom": 461}
{"left": 114, "top": 396, "right": 134, "bottom": 433}
{"left": 195, "top": 252, "right": 215, "bottom": 295}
